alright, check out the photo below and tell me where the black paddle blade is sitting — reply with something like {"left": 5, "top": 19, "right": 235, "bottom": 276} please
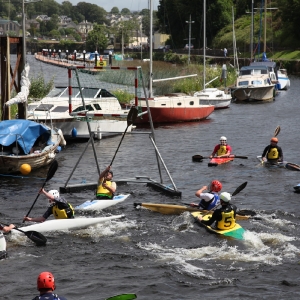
{"left": 133, "top": 202, "right": 142, "bottom": 208}
{"left": 24, "top": 230, "right": 47, "bottom": 246}
{"left": 46, "top": 160, "right": 58, "bottom": 181}
{"left": 237, "top": 209, "right": 256, "bottom": 217}
{"left": 232, "top": 181, "right": 247, "bottom": 196}
{"left": 285, "top": 163, "right": 300, "bottom": 171}
{"left": 274, "top": 125, "right": 280, "bottom": 137}
{"left": 105, "top": 294, "right": 137, "bottom": 300}
{"left": 192, "top": 155, "right": 204, "bottom": 162}
{"left": 127, "top": 107, "right": 138, "bottom": 126}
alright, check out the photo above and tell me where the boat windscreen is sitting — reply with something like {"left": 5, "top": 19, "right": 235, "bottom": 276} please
{"left": 46, "top": 87, "right": 67, "bottom": 97}
{"left": 51, "top": 106, "right": 69, "bottom": 112}
{"left": 35, "top": 104, "right": 54, "bottom": 111}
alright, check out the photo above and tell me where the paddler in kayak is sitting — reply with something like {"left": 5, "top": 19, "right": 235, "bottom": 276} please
{"left": 209, "top": 136, "right": 232, "bottom": 158}
{"left": 190, "top": 180, "right": 222, "bottom": 210}
{"left": 262, "top": 137, "right": 283, "bottom": 164}
{"left": 96, "top": 166, "right": 117, "bottom": 199}
{"left": 197, "top": 192, "right": 237, "bottom": 230}
{"left": 33, "top": 271, "right": 68, "bottom": 300}
{"left": 23, "top": 189, "right": 74, "bottom": 222}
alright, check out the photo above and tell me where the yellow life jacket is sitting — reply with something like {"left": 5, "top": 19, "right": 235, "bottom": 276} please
{"left": 216, "top": 210, "right": 236, "bottom": 230}
{"left": 217, "top": 145, "right": 227, "bottom": 156}
{"left": 267, "top": 147, "right": 279, "bottom": 160}
{"left": 96, "top": 180, "right": 113, "bottom": 198}
{"left": 52, "top": 203, "right": 74, "bottom": 219}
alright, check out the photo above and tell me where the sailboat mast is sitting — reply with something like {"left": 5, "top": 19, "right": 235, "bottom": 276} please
{"left": 263, "top": 0, "right": 267, "bottom": 53}
{"left": 203, "top": 0, "right": 206, "bottom": 90}
{"left": 149, "top": 0, "right": 153, "bottom": 97}
{"left": 251, "top": 0, "right": 254, "bottom": 61}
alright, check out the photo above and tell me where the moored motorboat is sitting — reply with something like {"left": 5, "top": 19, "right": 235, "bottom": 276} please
{"left": 192, "top": 211, "right": 245, "bottom": 240}
{"left": 27, "top": 86, "right": 134, "bottom": 140}
{"left": 0, "top": 119, "right": 63, "bottom": 174}
{"left": 18, "top": 214, "right": 125, "bottom": 233}
{"left": 232, "top": 65, "right": 275, "bottom": 102}
{"left": 277, "top": 69, "right": 290, "bottom": 90}
{"left": 75, "top": 194, "right": 130, "bottom": 211}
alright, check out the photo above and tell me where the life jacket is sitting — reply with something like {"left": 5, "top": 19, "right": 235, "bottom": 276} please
{"left": 33, "top": 293, "right": 60, "bottom": 300}
{"left": 52, "top": 202, "right": 74, "bottom": 219}
{"left": 216, "top": 206, "right": 236, "bottom": 230}
{"left": 96, "top": 180, "right": 113, "bottom": 198}
{"left": 217, "top": 145, "right": 227, "bottom": 156}
{"left": 267, "top": 146, "right": 279, "bottom": 160}
{"left": 199, "top": 193, "right": 220, "bottom": 210}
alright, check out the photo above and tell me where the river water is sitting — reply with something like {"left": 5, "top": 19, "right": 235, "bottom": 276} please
{"left": 1, "top": 55, "right": 300, "bottom": 299}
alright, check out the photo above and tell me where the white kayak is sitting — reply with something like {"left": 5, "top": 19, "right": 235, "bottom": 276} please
{"left": 18, "top": 215, "right": 125, "bottom": 233}
{"left": 75, "top": 194, "right": 131, "bottom": 211}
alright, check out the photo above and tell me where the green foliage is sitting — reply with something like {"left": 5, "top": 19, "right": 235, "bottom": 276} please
{"left": 86, "top": 24, "right": 109, "bottom": 52}
{"left": 111, "top": 7, "right": 119, "bottom": 14}
{"left": 111, "top": 89, "right": 134, "bottom": 104}
{"left": 29, "top": 74, "right": 54, "bottom": 99}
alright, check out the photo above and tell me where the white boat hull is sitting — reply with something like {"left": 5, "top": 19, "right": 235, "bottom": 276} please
{"left": 75, "top": 194, "right": 130, "bottom": 211}
{"left": 233, "top": 85, "right": 275, "bottom": 101}
{"left": 194, "top": 88, "right": 231, "bottom": 109}
{"left": 18, "top": 215, "right": 125, "bottom": 232}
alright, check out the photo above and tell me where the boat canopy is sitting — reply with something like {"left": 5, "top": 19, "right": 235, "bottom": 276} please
{"left": 0, "top": 120, "right": 51, "bottom": 154}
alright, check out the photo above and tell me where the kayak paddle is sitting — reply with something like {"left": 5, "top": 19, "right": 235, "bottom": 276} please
{"left": 109, "top": 107, "right": 138, "bottom": 166}
{"left": 192, "top": 154, "right": 248, "bottom": 162}
{"left": 274, "top": 125, "right": 280, "bottom": 137}
{"left": 105, "top": 293, "right": 137, "bottom": 300}
{"left": 1, "top": 221, "right": 47, "bottom": 246}
{"left": 23, "top": 160, "right": 58, "bottom": 223}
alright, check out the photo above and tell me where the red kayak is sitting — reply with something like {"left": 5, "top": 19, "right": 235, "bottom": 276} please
{"left": 208, "top": 156, "right": 234, "bottom": 167}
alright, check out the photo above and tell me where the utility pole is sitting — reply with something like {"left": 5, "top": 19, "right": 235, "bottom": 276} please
{"left": 186, "top": 15, "right": 194, "bottom": 64}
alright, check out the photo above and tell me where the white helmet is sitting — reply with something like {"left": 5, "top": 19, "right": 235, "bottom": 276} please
{"left": 220, "top": 192, "right": 231, "bottom": 202}
{"left": 220, "top": 136, "right": 227, "bottom": 141}
{"left": 48, "top": 190, "right": 60, "bottom": 200}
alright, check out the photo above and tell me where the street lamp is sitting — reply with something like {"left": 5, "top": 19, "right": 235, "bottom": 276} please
{"left": 83, "top": 50, "right": 86, "bottom": 67}
{"left": 58, "top": 49, "right": 61, "bottom": 60}
{"left": 53, "top": 49, "right": 56, "bottom": 59}
{"left": 94, "top": 50, "right": 98, "bottom": 67}
{"left": 66, "top": 49, "right": 68, "bottom": 61}
{"left": 186, "top": 15, "right": 194, "bottom": 64}
{"left": 74, "top": 49, "right": 77, "bottom": 61}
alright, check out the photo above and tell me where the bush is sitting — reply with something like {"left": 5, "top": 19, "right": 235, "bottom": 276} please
{"left": 29, "top": 74, "right": 54, "bottom": 99}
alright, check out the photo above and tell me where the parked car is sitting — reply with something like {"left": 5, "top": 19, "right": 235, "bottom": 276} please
{"left": 184, "top": 44, "right": 194, "bottom": 50}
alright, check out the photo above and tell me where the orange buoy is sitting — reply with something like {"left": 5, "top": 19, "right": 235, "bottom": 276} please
{"left": 20, "top": 164, "right": 31, "bottom": 175}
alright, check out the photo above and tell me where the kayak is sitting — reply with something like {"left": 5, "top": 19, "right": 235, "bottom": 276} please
{"left": 0, "top": 232, "right": 7, "bottom": 259}
{"left": 75, "top": 194, "right": 130, "bottom": 211}
{"left": 208, "top": 156, "right": 234, "bottom": 167}
{"left": 257, "top": 156, "right": 300, "bottom": 171}
{"left": 134, "top": 202, "right": 253, "bottom": 220}
{"left": 192, "top": 211, "right": 245, "bottom": 240}
{"left": 18, "top": 215, "right": 125, "bottom": 233}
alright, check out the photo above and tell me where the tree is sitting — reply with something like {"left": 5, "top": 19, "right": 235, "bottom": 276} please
{"left": 86, "top": 24, "right": 109, "bottom": 52}
{"left": 121, "top": 8, "right": 131, "bottom": 15}
{"left": 111, "top": 7, "right": 119, "bottom": 14}
{"left": 76, "top": 2, "right": 107, "bottom": 24}
{"left": 156, "top": 0, "right": 232, "bottom": 49}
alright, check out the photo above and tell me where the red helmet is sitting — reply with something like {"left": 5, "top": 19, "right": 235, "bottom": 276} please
{"left": 210, "top": 180, "right": 222, "bottom": 192}
{"left": 37, "top": 272, "right": 56, "bottom": 291}
{"left": 270, "top": 137, "right": 278, "bottom": 143}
